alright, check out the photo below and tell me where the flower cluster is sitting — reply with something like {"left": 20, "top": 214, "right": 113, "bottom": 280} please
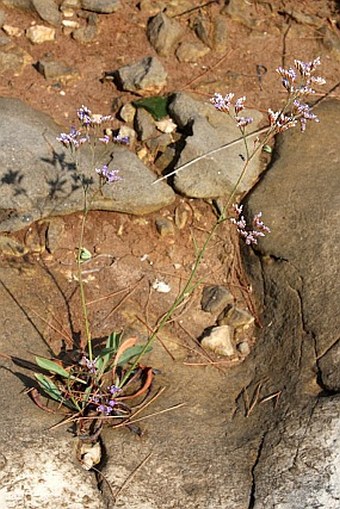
{"left": 57, "top": 105, "right": 129, "bottom": 185}
{"left": 96, "top": 165, "right": 121, "bottom": 183}
{"left": 211, "top": 93, "right": 253, "bottom": 130}
{"left": 269, "top": 57, "right": 325, "bottom": 133}
{"left": 77, "top": 105, "right": 112, "bottom": 127}
{"left": 91, "top": 384, "right": 121, "bottom": 415}
{"left": 57, "top": 105, "right": 129, "bottom": 150}
{"left": 57, "top": 127, "right": 89, "bottom": 149}
{"left": 80, "top": 355, "right": 98, "bottom": 374}
{"left": 231, "top": 204, "right": 271, "bottom": 245}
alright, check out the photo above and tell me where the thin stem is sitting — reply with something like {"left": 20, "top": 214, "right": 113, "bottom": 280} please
{"left": 77, "top": 198, "right": 93, "bottom": 361}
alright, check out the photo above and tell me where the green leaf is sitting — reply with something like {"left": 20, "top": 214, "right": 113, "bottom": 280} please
{"left": 79, "top": 247, "right": 92, "bottom": 263}
{"left": 35, "top": 357, "right": 71, "bottom": 379}
{"left": 35, "top": 373, "right": 77, "bottom": 410}
{"left": 133, "top": 96, "right": 169, "bottom": 120}
{"left": 117, "top": 345, "right": 152, "bottom": 367}
{"left": 35, "top": 373, "right": 64, "bottom": 402}
{"left": 263, "top": 145, "right": 272, "bottom": 154}
{"left": 96, "top": 331, "right": 122, "bottom": 374}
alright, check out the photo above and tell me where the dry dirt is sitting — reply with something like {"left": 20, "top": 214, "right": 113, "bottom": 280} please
{"left": 0, "top": 0, "right": 339, "bottom": 410}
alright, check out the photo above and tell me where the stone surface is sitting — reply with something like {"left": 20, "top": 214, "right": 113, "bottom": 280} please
{"left": 2, "top": 24, "right": 22, "bottom": 36}
{"left": 167, "top": 92, "right": 263, "bottom": 199}
{"left": 221, "top": 0, "right": 259, "bottom": 29}
{"left": 114, "top": 56, "right": 167, "bottom": 94}
{"left": 155, "top": 217, "right": 174, "bottom": 236}
{"left": 318, "top": 340, "right": 340, "bottom": 392}
{"left": 0, "top": 0, "right": 34, "bottom": 11}
{"left": 80, "top": 0, "right": 121, "bottom": 13}
{"left": 252, "top": 396, "right": 340, "bottom": 509}
{"left": 72, "top": 24, "right": 99, "bottom": 43}
{"left": 134, "top": 107, "right": 157, "bottom": 141}
{"left": 245, "top": 100, "right": 340, "bottom": 361}
{"left": 218, "top": 306, "right": 255, "bottom": 329}
{"left": 175, "top": 40, "right": 210, "bottom": 62}
{"left": 26, "top": 25, "right": 56, "bottom": 43}
{"left": 32, "top": 0, "right": 62, "bottom": 27}
{"left": 0, "top": 6, "right": 5, "bottom": 22}
{"left": 0, "top": 43, "right": 33, "bottom": 75}
{"left": 36, "top": 58, "right": 80, "bottom": 81}
{"left": 0, "top": 98, "right": 175, "bottom": 232}
{"left": 201, "top": 325, "right": 235, "bottom": 357}
{"left": 119, "top": 102, "right": 136, "bottom": 124}
{"left": 201, "top": 285, "right": 234, "bottom": 314}
{"left": 147, "top": 12, "right": 184, "bottom": 56}
{"left": 138, "top": 0, "right": 193, "bottom": 17}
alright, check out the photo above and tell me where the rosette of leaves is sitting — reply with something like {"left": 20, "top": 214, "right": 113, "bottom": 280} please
{"left": 32, "top": 332, "right": 153, "bottom": 438}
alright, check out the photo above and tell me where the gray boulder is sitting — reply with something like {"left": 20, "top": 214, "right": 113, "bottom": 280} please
{"left": 167, "top": 92, "right": 263, "bottom": 199}
{"left": 114, "top": 56, "right": 167, "bottom": 94}
{"left": 245, "top": 100, "right": 340, "bottom": 373}
{"left": 147, "top": 12, "right": 184, "bottom": 56}
{"left": 0, "top": 98, "right": 175, "bottom": 232}
{"left": 80, "top": 0, "right": 121, "bottom": 13}
{"left": 32, "top": 0, "right": 62, "bottom": 26}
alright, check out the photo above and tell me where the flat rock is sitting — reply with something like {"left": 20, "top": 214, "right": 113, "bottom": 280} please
{"left": 147, "top": 11, "right": 184, "bottom": 56}
{"left": 167, "top": 92, "right": 263, "bottom": 199}
{"left": 32, "top": 0, "right": 62, "bottom": 26}
{"left": 201, "top": 285, "right": 234, "bottom": 314}
{"left": 36, "top": 58, "right": 80, "bottom": 81}
{"left": 91, "top": 146, "right": 175, "bottom": 214}
{"left": 26, "top": 25, "right": 56, "bottom": 43}
{"left": 175, "top": 40, "right": 210, "bottom": 62}
{"left": 0, "top": 43, "right": 33, "bottom": 75}
{"left": 114, "top": 56, "right": 167, "bottom": 94}
{"left": 318, "top": 340, "right": 340, "bottom": 392}
{"left": 72, "top": 24, "right": 99, "bottom": 43}
{"left": 0, "top": 98, "right": 175, "bottom": 232}
{"left": 201, "top": 325, "right": 236, "bottom": 357}
{"left": 134, "top": 107, "right": 157, "bottom": 141}
{"left": 80, "top": 0, "right": 121, "bottom": 13}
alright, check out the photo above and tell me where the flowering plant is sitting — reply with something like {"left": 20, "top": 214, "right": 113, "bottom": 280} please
{"left": 29, "top": 106, "right": 157, "bottom": 452}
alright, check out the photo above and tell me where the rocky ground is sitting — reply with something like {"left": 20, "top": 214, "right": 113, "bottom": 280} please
{"left": 0, "top": 1, "right": 340, "bottom": 508}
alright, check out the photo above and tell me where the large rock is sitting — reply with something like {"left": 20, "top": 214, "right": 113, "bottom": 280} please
{"left": 32, "top": 0, "right": 62, "bottom": 26}
{"left": 245, "top": 100, "right": 340, "bottom": 372}
{"left": 252, "top": 396, "right": 340, "bottom": 509}
{"left": 167, "top": 92, "right": 263, "bottom": 199}
{"left": 0, "top": 98, "right": 175, "bottom": 232}
{"left": 80, "top": 0, "right": 121, "bottom": 13}
{"left": 114, "top": 56, "right": 167, "bottom": 94}
{"left": 147, "top": 12, "right": 184, "bottom": 56}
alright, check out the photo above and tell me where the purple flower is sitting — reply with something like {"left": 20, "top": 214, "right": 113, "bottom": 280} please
{"left": 292, "top": 99, "right": 319, "bottom": 132}
{"left": 113, "top": 134, "right": 130, "bottom": 145}
{"left": 236, "top": 116, "right": 253, "bottom": 128}
{"left": 294, "top": 57, "right": 321, "bottom": 78}
{"left": 234, "top": 96, "right": 246, "bottom": 114}
{"left": 211, "top": 92, "right": 234, "bottom": 112}
{"left": 108, "top": 384, "right": 120, "bottom": 395}
{"left": 96, "top": 165, "right": 121, "bottom": 183}
{"left": 99, "top": 134, "right": 110, "bottom": 144}
{"left": 98, "top": 404, "right": 113, "bottom": 415}
{"left": 231, "top": 205, "right": 270, "bottom": 246}
{"left": 77, "top": 105, "right": 92, "bottom": 126}
{"left": 267, "top": 109, "right": 297, "bottom": 133}
{"left": 57, "top": 127, "right": 88, "bottom": 149}
{"left": 80, "top": 356, "right": 97, "bottom": 373}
